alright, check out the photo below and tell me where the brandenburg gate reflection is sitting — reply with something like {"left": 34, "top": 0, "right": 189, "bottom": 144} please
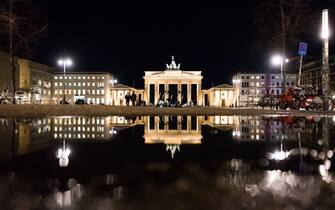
{"left": 143, "top": 116, "right": 203, "bottom": 158}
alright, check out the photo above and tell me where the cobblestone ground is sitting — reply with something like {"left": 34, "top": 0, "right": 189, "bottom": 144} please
{"left": 0, "top": 104, "right": 334, "bottom": 117}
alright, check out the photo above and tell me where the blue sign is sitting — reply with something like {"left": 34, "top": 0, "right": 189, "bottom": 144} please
{"left": 298, "top": 42, "right": 308, "bottom": 56}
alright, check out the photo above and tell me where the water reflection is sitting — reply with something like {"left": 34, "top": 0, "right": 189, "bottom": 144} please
{"left": 144, "top": 116, "right": 202, "bottom": 158}
{"left": 56, "top": 141, "right": 71, "bottom": 167}
{"left": 0, "top": 115, "right": 335, "bottom": 209}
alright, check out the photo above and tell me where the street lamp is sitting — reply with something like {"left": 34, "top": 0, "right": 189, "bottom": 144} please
{"left": 110, "top": 78, "right": 118, "bottom": 105}
{"left": 58, "top": 58, "right": 72, "bottom": 104}
{"left": 321, "top": 9, "right": 330, "bottom": 104}
{"left": 271, "top": 54, "right": 289, "bottom": 90}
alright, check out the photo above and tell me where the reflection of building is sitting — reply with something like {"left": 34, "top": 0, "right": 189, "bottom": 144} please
{"left": 52, "top": 117, "right": 111, "bottom": 140}
{"left": 143, "top": 56, "right": 203, "bottom": 106}
{"left": 202, "top": 84, "right": 237, "bottom": 107}
{"left": 52, "top": 72, "right": 113, "bottom": 104}
{"left": 52, "top": 116, "right": 143, "bottom": 140}
{"left": 143, "top": 116, "right": 202, "bottom": 158}
{"left": 111, "top": 84, "right": 144, "bottom": 106}
{"left": 232, "top": 73, "right": 297, "bottom": 107}
{"left": 230, "top": 116, "right": 319, "bottom": 142}
{"left": 202, "top": 116, "right": 237, "bottom": 131}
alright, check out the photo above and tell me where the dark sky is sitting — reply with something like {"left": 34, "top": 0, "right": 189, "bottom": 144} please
{"left": 34, "top": 0, "right": 335, "bottom": 88}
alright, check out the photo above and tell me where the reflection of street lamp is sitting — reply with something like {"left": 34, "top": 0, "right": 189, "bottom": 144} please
{"left": 271, "top": 55, "right": 289, "bottom": 92}
{"left": 56, "top": 140, "right": 71, "bottom": 167}
{"left": 58, "top": 58, "right": 72, "bottom": 103}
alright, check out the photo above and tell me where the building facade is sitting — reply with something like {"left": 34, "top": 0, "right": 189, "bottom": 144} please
{"left": 52, "top": 72, "right": 113, "bottom": 104}
{"left": 143, "top": 57, "right": 203, "bottom": 106}
{"left": 202, "top": 84, "right": 237, "bottom": 107}
{"left": 300, "top": 56, "right": 335, "bottom": 93}
{"left": 111, "top": 84, "right": 144, "bottom": 106}
{"left": 17, "top": 59, "right": 54, "bottom": 104}
{"left": 232, "top": 73, "right": 297, "bottom": 107}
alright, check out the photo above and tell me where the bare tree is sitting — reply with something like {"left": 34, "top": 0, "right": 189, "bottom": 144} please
{"left": 256, "top": 0, "right": 318, "bottom": 91}
{"left": 0, "top": 0, "right": 47, "bottom": 103}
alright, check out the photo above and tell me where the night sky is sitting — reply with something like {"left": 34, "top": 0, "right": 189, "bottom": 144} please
{"left": 33, "top": 0, "right": 335, "bottom": 88}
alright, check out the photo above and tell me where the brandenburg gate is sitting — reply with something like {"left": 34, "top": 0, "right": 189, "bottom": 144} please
{"left": 143, "top": 56, "right": 203, "bottom": 106}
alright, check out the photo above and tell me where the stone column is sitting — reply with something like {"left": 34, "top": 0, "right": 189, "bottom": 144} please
{"left": 144, "top": 82, "right": 149, "bottom": 105}
{"left": 197, "top": 82, "right": 202, "bottom": 106}
{"left": 187, "top": 116, "right": 191, "bottom": 131}
{"left": 177, "top": 116, "right": 182, "bottom": 130}
{"left": 177, "top": 82, "right": 182, "bottom": 103}
{"left": 187, "top": 83, "right": 191, "bottom": 104}
{"left": 154, "top": 82, "right": 159, "bottom": 105}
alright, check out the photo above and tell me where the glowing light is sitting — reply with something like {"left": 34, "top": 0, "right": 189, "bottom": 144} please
{"left": 271, "top": 55, "right": 282, "bottom": 66}
{"left": 57, "top": 141, "right": 71, "bottom": 167}
{"left": 321, "top": 9, "right": 330, "bottom": 39}
{"left": 273, "top": 150, "right": 288, "bottom": 160}
{"left": 58, "top": 58, "right": 73, "bottom": 66}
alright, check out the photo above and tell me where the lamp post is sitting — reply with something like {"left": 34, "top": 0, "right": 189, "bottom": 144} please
{"left": 110, "top": 78, "right": 117, "bottom": 105}
{"left": 321, "top": 9, "right": 330, "bottom": 101}
{"left": 58, "top": 58, "right": 72, "bottom": 104}
{"left": 271, "top": 55, "right": 289, "bottom": 92}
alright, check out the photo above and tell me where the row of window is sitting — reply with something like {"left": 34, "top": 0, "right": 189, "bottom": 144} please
{"left": 54, "top": 118, "right": 105, "bottom": 125}
{"left": 54, "top": 89, "right": 105, "bottom": 95}
{"left": 54, "top": 126, "right": 105, "bottom": 132}
{"left": 54, "top": 133, "right": 106, "bottom": 139}
{"left": 241, "top": 89, "right": 282, "bottom": 95}
{"left": 241, "top": 81, "right": 295, "bottom": 88}
{"left": 54, "top": 76, "right": 105, "bottom": 80}
{"left": 237, "top": 75, "right": 296, "bottom": 80}
{"left": 54, "top": 82, "right": 105, "bottom": 87}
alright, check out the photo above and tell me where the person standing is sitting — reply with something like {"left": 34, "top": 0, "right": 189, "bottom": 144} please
{"left": 131, "top": 92, "right": 137, "bottom": 106}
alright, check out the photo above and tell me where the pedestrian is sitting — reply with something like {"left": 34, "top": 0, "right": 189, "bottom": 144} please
{"left": 131, "top": 92, "right": 137, "bottom": 106}
{"left": 125, "top": 92, "right": 131, "bottom": 106}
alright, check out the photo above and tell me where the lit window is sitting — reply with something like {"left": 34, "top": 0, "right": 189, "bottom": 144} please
{"left": 69, "top": 89, "right": 72, "bottom": 94}
{"left": 59, "top": 82, "right": 63, "bottom": 86}
{"left": 251, "top": 76, "right": 254, "bottom": 79}
{"left": 92, "top": 82, "right": 95, "bottom": 87}
{"left": 102, "top": 76, "right": 105, "bottom": 79}
{"left": 97, "top": 89, "right": 100, "bottom": 95}
{"left": 55, "top": 76, "right": 58, "bottom": 80}
{"left": 87, "top": 76, "right": 91, "bottom": 79}
{"left": 82, "top": 89, "right": 86, "bottom": 95}
{"left": 69, "top": 76, "right": 72, "bottom": 79}
{"left": 97, "top": 77, "right": 100, "bottom": 80}
{"left": 73, "top": 82, "right": 76, "bottom": 86}
{"left": 59, "top": 89, "right": 63, "bottom": 94}
{"left": 60, "top": 76, "right": 63, "bottom": 79}
{"left": 38, "top": 80, "right": 42, "bottom": 85}
{"left": 69, "top": 83, "right": 72, "bottom": 86}
{"left": 87, "top": 82, "right": 90, "bottom": 86}
{"left": 78, "top": 82, "right": 81, "bottom": 87}
{"left": 55, "top": 82, "right": 58, "bottom": 86}
{"left": 92, "top": 76, "right": 95, "bottom": 79}
{"left": 101, "top": 89, "right": 105, "bottom": 94}
{"left": 73, "top": 89, "right": 77, "bottom": 94}
{"left": 83, "top": 76, "right": 86, "bottom": 79}
{"left": 256, "top": 76, "right": 260, "bottom": 79}
{"left": 78, "top": 89, "right": 81, "bottom": 95}
{"left": 78, "top": 76, "right": 81, "bottom": 79}
{"left": 256, "top": 82, "right": 260, "bottom": 86}
{"left": 65, "top": 76, "right": 68, "bottom": 79}
{"left": 92, "top": 90, "right": 95, "bottom": 95}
